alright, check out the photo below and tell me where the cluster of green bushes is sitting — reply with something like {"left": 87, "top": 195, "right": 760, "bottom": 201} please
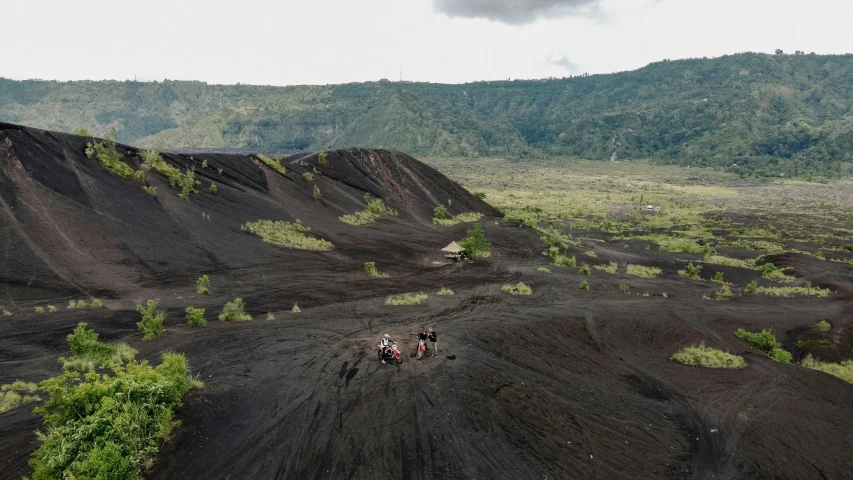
{"left": 1, "top": 381, "right": 39, "bottom": 413}
{"left": 85, "top": 141, "right": 144, "bottom": 181}
{"left": 735, "top": 328, "right": 792, "bottom": 363}
{"left": 501, "top": 282, "right": 532, "bottom": 296}
{"left": 241, "top": 219, "right": 333, "bottom": 251}
{"left": 339, "top": 194, "right": 398, "bottom": 226}
{"left": 140, "top": 151, "right": 200, "bottom": 200}
{"left": 59, "top": 322, "right": 137, "bottom": 371}
{"left": 136, "top": 301, "right": 165, "bottom": 340}
{"left": 186, "top": 307, "right": 206, "bottom": 326}
{"left": 256, "top": 154, "right": 288, "bottom": 176}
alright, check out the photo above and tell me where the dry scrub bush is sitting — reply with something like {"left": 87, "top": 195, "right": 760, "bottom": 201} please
{"left": 626, "top": 264, "right": 662, "bottom": 278}
{"left": 385, "top": 293, "right": 429, "bottom": 305}
{"left": 242, "top": 219, "right": 333, "bottom": 251}
{"left": 672, "top": 345, "right": 747, "bottom": 368}
{"left": 220, "top": 298, "right": 252, "bottom": 321}
{"left": 437, "top": 287, "right": 455, "bottom": 296}
{"left": 501, "top": 282, "right": 532, "bottom": 296}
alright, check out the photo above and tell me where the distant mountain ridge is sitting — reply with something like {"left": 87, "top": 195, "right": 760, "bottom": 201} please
{"left": 2, "top": 52, "right": 852, "bottom": 177}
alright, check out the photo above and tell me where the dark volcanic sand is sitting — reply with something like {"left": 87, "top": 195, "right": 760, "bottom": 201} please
{"left": 1, "top": 123, "right": 852, "bottom": 479}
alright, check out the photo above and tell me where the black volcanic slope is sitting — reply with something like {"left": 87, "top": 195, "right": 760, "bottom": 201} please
{"left": 1, "top": 123, "right": 852, "bottom": 479}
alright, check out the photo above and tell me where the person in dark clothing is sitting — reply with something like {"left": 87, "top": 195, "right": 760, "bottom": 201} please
{"left": 428, "top": 328, "right": 437, "bottom": 356}
{"left": 417, "top": 329, "right": 429, "bottom": 356}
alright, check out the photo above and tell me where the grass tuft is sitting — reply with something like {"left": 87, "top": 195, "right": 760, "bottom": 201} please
{"left": 339, "top": 194, "right": 398, "bottom": 226}
{"left": 802, "top": 355, "right": 853, "bottom": 384}
{"left": 593, "top": 262, "right": 617, "bottom": 274}
{"left": 434, "top": 212, "right": 484, "bottom": 226}
{"left": 812, "top": 320, "right": 831, "bottom": 332}
{"left": 626, "top": 264, "right": 662, "bottom": 278}
{"left": 537, "top": 266, "right": 551, "bottom": 273}
{"left": 437, "top": 287, "right": 455, "bottom": 296}
{"left": 672, "top": 344, "right": 747, "bottom": 368}
{"left": 256, "top": 154, "right": 289, "bottom": 176}
{"left": 385, "top": 293, "right": 429, "bottom": 305}
{"left": 735, "top": 328, "right": 792, "bottom": 363}
{"left": 364, "top": 261, "right": 389, "bottom": 278}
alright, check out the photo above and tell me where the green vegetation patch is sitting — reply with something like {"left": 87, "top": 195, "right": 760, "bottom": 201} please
{"left": 579, "top": 280, "right": 590, "bottom": 291}
{"left": 1, "top": 381, "right": 40, "bottom": 414}
{"left": 59, "top": 322, "right": 137, "bottom": 371}
{"left": 197, "top": 275, "right": 211, "bottom": 294}
{"left": 242, "top": 219, "right": 333, "bottom": 251}
{"left": 802, "top": 355, "right": 853, "bottom": 384}
{"left": 437, "top": 287, "right": 455, "bottom": 296}
{"left": 714, "top": 283, "right": 734, "bottom": 301}
{"left": 460, "top": 223, "right": 491, "bottom": 257}
{"left": 136, "top": 300, "right": 165, "bottom": 340}
{"left": 501, "top": 282, "right": 532, "bottom": 296}
{"left": 140, "top": 151, "right": 200, "bottom": 200}
{"left": 672, "top": 345, "right": 747, "bottom": 368}
{"left": 703, "top": 255, "right": 756, "bottom": 269}
{"left": 553, "top": 255, "right": 577, "bottom": 268}
{"left": 626, "top": 264, "right": 662, "bottom": 278}
{"left": 752, "top": 282, "right": 831, "bottom": 297}
{"left": 624, "top": 234, "right": 713, "bottom": 254}
{"left": 186, "top": 307, "right": 206, "bottom": 327}
{"left": 385, "top": 293, "right": 429, "bottom": 305}
{"left": 364, "top": 261, "right": 389, "bottom": 278}
{"left": 735, "top": 328, "right": 792, "bottom": 363}
{"left": 29, "top": 352, "right": 198, "bottom": 480}
{"left": 257, "top": 154, "right": 289, "bottom": 176}
{"left": 593, "top": 262, "right": 617, "bottom": 274}
{"left": 86, "top": 141, "right": 144, "bottom": 181}
{"left": 813, "top": 320, "right": 832, "bottom": 332}
{"left": 220, "top": 298, "right": 252, "bottom": 321}
{"left": 434, "top": 212, "right": 484, "bottom": 226}
{"left": 678, "top": 263, "right": 703, "bottom": 280}
{"left": 339, "top": 194, "right": 398, "bottom": 226}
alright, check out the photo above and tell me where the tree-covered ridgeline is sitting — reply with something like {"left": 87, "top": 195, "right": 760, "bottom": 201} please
{"left": 2, "top": 52, "right": 852, "bottom": 178}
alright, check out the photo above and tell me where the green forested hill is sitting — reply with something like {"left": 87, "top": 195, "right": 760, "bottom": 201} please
{"left": 2, "top": 52, "right": 853, "bottom": 177}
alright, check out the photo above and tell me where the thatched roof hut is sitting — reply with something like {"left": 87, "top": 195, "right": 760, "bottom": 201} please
{"left": 441, "top": 241, "right": 464, "bottom": 254}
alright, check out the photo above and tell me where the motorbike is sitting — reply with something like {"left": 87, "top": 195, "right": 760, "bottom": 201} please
{"left": 416, "top": 338, "right": 428, "bottom": 359}
{"left": 377, "top": 342, "right": 402, "bottom": 364}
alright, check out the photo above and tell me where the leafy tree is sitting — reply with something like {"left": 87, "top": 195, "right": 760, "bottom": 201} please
{"left": 460, "top": 223, "right": 491, "bottom": 257}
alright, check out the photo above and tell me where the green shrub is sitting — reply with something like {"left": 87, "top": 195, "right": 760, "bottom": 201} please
{"left": 143, "top": 185, "right": 157, "bottom": 196}
{"left": 266, "top": 313, "right": 275, "bottom": 321}
{"left": 672, "top": 344, "right": 747, "bottom": 368}
{"left": 579, "top": 264, "right": 591, "bottom": 275}
{"left": 73, "top": 128, "right": 90, "bottom": 136}
{"left": 339, "top": 195, "right": 398, "bottom": 226}
{"left": 209, "top": 183, "right": 218, "bottom": 194}
{"left": 843, "top": 245, "right": 853, "bottom": 252}
{"left": 437, "top": 287, "right": 455, "bottom": 296}
{"left": 619, "top": 284, "right": 630, "bottom": 294}
{"left": 460, "top": 224, "right": 491, "bottom": 257}
{"left": 292, "top": 303, "right": 301, "bottom": 313}
{"left": 433, "top": 205, "right": 447, "bottom": 220}
{"left": 735, "top": 328, "right": 792, "bottom": 363}
{"left": 713, "top": 272, "right": 724, "bottom": 283}
{"left": 579, "top": 280, "right": 589, "bottom": 291}
{"left": 312, "top": 184, "right": 321, "bottom": 199}
{"left": 136, "top": 300, "right": 164, "bottom": 340}
{"left": 197, "top": 275, "right": 210, "bottom": 294}
{"left": 537, "top": 267, "right": 551, "bottom": 273}
{"left": 385, "top": 293, "right": 429, "bottom": 305}
{"left": 318, "top": 151, "right": 329, "bottom": 167}
{"left": 802, "top": 355, "right": 853, "bottom": 384}
{"left": 2, "top": 309, "right": 11, "bottom": 316}
{"left": 0, "top": 382, "right": 40, "bottom": 413}
{"left": 626, "top": 264, "right": 662, "bottom": 278}
{"left": 434, "top": 212, "right": 483, "bottom": 226}
{"left": 501, "top": 282, "right": 532, "bottom": 296}
{"left": 1, "top": 380, "right": 38, "bottom": 393}
{"left": 678, "top": 263, "right": 703, "bottom": 280}
{"left": 745, "top": 280, "right": 757, "bottom": 293}
{"left": 813, "top": 320, "right": 831, "bottom": 332}
{"left": 585, "top": 250, "right": 597, "bottom": 258}
{"left": 302, "top": 172, "right": 314, "bottom": 182}
{"left": 714, "top": 283, "right": 733, "bottom": 300}
{"left": 364, "top": 261, "right": 389, "bottom": 277}
{"left": 220, "top": 298, "right": 252, "bottom": 321}
{"left": 594, "top": 262, "right": 617, "bottom": 274}
{"left": 186, "top": 307, "right": 206, "bottom": 326}
{"left": 242, "top": 219, "right": 333, "bottom": 251}
{"left": 473, "top": 192, "right": 487, "bottom": 199}
{"left": 29, "top": 352, "right": 196, "bottom": 480}
{"left": 752, "top": 283, "right": 831, "bottom": 297}
{"left": 256, "top": 154, "right": 288, "bottom": 176}
{"left": 140, "top": 151, "right": 200, "bottom": 199}
{"left": 85, "top": 142, "right": 143, "bottom": 181}
{"left": 553, "top": 255, "right": 576, "bottom": 267}
{"left": 91, "top": 299, "right": 103, "bottom": 308}
{"left": 34, "top": 306, "right": 45, "bottom": 313}
{"left": 60, "top": 322, "right": 136, "bottom": 371}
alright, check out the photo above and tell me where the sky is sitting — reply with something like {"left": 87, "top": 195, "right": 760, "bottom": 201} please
{"left": 2, "top": 0, "right": 851, "bottom": 86}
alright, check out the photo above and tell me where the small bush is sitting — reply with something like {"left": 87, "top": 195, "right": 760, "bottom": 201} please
{"left": 242, "top": 219, "right": 333, "bottom": 251}
{"left": 585, "top": 251, "right": 597, "bottom": 258}
{"left": 578, "top": 264, "right": 591, "bottom": 275}
{"left": 2, "top": 309, "right": 11, "bottom": 316}
{"left": 186, "top": 307, "right": 206, "bottom": 326}
{"left": 437, "top": 287, "right": 455, "bottom": 296}
{"left": 460, "top": 224, "right": 491, "bottom": 257}
{"left": 302, "top": 172, "right": 314, "bottom": 182}
{"left": 312, "top": 184, "right": 321, "bottom": 199}
{"left": 714, "top": 283, "right": 733, "bottom": 300}
{"left": 537, "top": 267, "right": 551, "bottom": 273}
{"left": 713, "top": 272, "right": 724, "bottom": 283}
{"left": 735, "top": 328, "right": 792, "bottom": 363}
{"left": 433, "top": 205, "right": 447, "bottom": 220}
{"left": 140, "top": 151, "right": 200, "bottom": 199}
{"left": 672, "top": 344, "right": 747, "bottom": 368}
{"left": 86, "top": 141, "right": 142, "bottom": 181}
{"left": 143, "top": 185, "right": 157, "bottom": 196}
{"left": 292, "top": 303, "right": 301, "bottom": 313}
{"left": 594, "top": 262, "right": 617, "bottom": 274}
{"left": 627, "top": 264, "right": 662, "bottom": 278}
{"left": 339, "top": 194, "right": 398, "bottom": 226}
{"left": 745, "top": 280, "right": 757, "bottom": 293}
{"left": 553, "top": 255, "right": 577, "bottom": 268}
{"left": 266, "top": 312, "right": 275, "bottom": 321}
{"left": 1, "top": 380, "right": 38, "bottom": 393}
{"left": 318, "top": 151, "right": 329, "bottom": 167}
{"left": 579, "top": 280, "right": 589, "bottom": 291}
{"left": 220, "top": 298, "right": 252, "bottom": 321}
{"left": 385, "top": 293, "right": 429, "bottom": 305}
{"left": 0, "top": 382, "right": 40, "bottom": 413}
{"left": 91, "top": 298, "right": 103, "bottom": 308}
{"left": 60, "top": 322, "right": 137, "bottom": 371}
{"left": 619, "top": 284, "right": 630, "bottom": 294}
{"left": 209, "top": 183, "right": 218, "bottom": 194}
{"left": 473, "top": 192, "right": 487, "bottom": 199}
{"left": 501, "top": 282, "right": 532, "bottom": 296}
{"left": 679, "top": 263, "right": 703, "bottom": 280}
{"left": 364, "top": 261, "right": 389, "bottom": 277}
{"left": 802, "top": 355, "right": 853, "bottom": 384}
{"left": 197, "top": 275, "right": 211, "bottom": 294}
{"left": 257, "top": 154, "right": 288, "bottom": 176}
{"left": 434, "top": 212, "right": 483, "bottom": 226}
{"left": 813, "top": 320, "right": 831, "bottom": 332}
{"left": 47, "top": 305, "right": 57, "bottom": 313}
{"left": 136, "top": 300, "right": 165, "bottom": 340}
{"left": 34, "top": 306, "right": 45, "bottom": 313}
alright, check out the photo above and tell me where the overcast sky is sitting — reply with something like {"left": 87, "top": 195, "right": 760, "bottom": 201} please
{"left": 2, "top": 0, "right": 851, "bottom": 85}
